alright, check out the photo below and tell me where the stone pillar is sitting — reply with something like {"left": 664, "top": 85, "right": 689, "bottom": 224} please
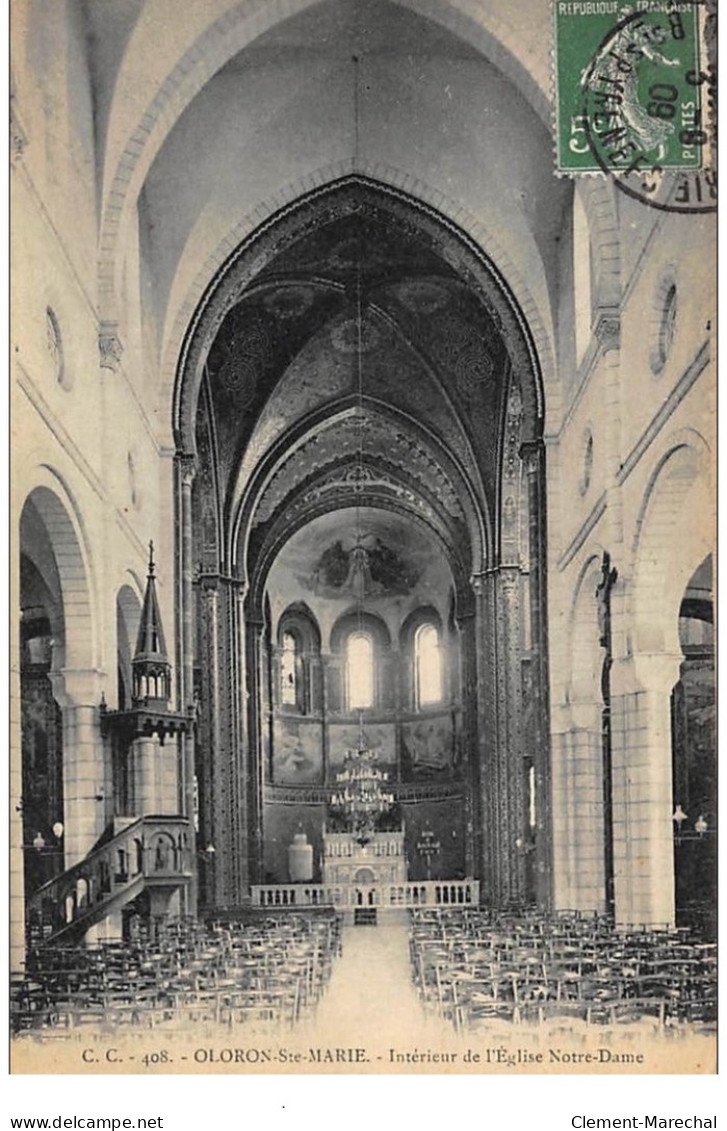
{"left": 320, "top": 652, "right": 332, "bottom": 781}
{"left": 10, "top": 593, "right": 24, "bottom": 971}
{"left": 196, "top": 573, "right": 251, "bottom": 908}
{"left": 175, "top": 453, "right": 197, "bottom": 914}
{"left": 200, "top": 577, "right": 225, "bottom": 906}
{"left": 470, "top": 567, "right": 525, "bottom": 907}
{"left": 245, "top": 611, "right": 266, "bottom": 886}
{"left": 128, "top": 734, "right": 178, "bottom": 816}
{"left": 131, "top": 736, "right": 158, "bottom": 814}
{"left": 611, "top": 652, "right": 680, "bottom": 927}
{"left": 496, "top": 567, "right": 526, "bottom": 906}
{"left": 521, "top": 439, "right": 553, "bottom": 911}
{"left": 56, "top": 670, "right": 106, "bottom": 867}
{"left": 456, "top": 585, "right": 479, "bottom": 883}
{"left": 550, "top": 714, "right": 605, "bottom": 914}
{"left": 232, "top": 581, "right": 250, "bottom": 898}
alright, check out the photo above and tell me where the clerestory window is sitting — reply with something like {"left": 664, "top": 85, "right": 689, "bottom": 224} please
{"left": 415, "top": 623, "right": 442, "bottom": 707}
{"left": 346, "top": 631, "right": 374, "bottom": 710}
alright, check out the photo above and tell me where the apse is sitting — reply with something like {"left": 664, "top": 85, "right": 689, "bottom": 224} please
{"left": 259, "top": 506, "right": 464, "bottom": 884}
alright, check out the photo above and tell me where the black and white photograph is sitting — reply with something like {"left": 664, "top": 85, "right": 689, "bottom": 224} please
{"left": 8, "top": 0, "right": 717, "bottom": 1089}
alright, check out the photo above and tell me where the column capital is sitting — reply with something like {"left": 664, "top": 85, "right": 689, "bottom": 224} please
{"left": 519, "top": 438, "right": 544, "bottom": 473}
{"left": 10, "top": 96, "right": 28, "bottom": 164}
{"left": 594, "top": 310, "right": 621, "bottom": 354}
{"left": 196, "top": 570, "right": 221, "bottom": 593}
{"left": 98, "top": 321, "right": 124, "bottom": 372}
{"left": 469, "top": 571, "right": 487, "bottom": 598}
{"left": 497, "top": 566, "right": 521, "bottom": 595}
{"left": 54, "top": 667, "right": 106, "bottom": 708}
{"left": 175, "top": 452, "right": 197, "bottom": 488}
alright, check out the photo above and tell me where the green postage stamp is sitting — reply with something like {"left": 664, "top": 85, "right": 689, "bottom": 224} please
{"left": 553, "top": 1, "right": 711, "bottom": 179}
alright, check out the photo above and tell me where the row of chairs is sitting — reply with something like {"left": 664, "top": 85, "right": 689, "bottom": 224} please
{"left": 410, "top": 908, "right": 716, "bottom": 1037}
{"left": 12, "top": 911, "right": 343, "bottom": 1037}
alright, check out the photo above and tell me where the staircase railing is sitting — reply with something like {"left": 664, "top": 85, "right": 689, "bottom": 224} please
{"left": 25, "top": 815, "right": 193, "bottom": 945}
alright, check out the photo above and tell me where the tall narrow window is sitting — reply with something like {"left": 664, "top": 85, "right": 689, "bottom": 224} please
{"left": 281, "top": 632, "right": 297, "bottom": 705}
{"left": 346, "top": 632, "right": 374, "bottom": 710}
{"left": 416, "top": 624, "right": 442, "bottom": 707}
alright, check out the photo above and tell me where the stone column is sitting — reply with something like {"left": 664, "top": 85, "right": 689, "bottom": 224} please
{"left": 494, "top": 567, "right": 526, "bottom": 906}
{"left": 199, "top": 577, "right": 225, "bottom": 906}
{"left": 611, "top": 652, "right": 679, "bottom": 927}
{"left": 320, "top": 652, "right": 332, "bottom": 782}
{"left": 130, "top": 735, "right": 158, "bottom": 814}
{"left": 458, "top": 582, "right": 481, "bottom": 889}
{"left": 55, "top": 669, "right": 106, "bottom": 867}
{"left": 10, "top": 595, "right": 24, "bottom": 971}
{"left": 237, "top": 583, "right": 254, "bottom": 900}
{"left": 175, "top": 453, "right": 197, "bottom": 914}
{"left": 521, "top": 439, "right": 553, "bottom": 911}
{"left": 245, "top": 611, "right": 266, "bottom": 885}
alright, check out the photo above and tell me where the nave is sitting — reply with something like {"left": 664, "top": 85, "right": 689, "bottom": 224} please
{"left": 11, "top": 907, "right": 716, "bottom": 1066}
{"left": 11, "top": 2, "right": 717, "bottom": 1077}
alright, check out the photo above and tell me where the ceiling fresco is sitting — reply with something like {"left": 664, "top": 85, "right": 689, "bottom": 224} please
{"left": 265, "top": 507, "right": 455, "bottom": 645}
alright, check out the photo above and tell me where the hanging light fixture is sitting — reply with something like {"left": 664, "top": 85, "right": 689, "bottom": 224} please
{"left": 327, "top": 97, "right": 395, "bottom": 844}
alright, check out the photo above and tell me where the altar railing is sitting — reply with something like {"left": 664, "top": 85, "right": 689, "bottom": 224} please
{"left": 250, "top": 878, "right": 479, "bottom": 910}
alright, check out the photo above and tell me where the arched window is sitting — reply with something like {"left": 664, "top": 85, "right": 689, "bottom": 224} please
{"left": 415, "top": 623, "right": 442, "bottom": 707}
{"left": 280, "top": 631, "right": 298, "bottom": 705}
{"left": 346, "top": 632, "right": 374, "bottom": 710}
{"left": 275, "top": 605, "right": 321, "bottom": 714}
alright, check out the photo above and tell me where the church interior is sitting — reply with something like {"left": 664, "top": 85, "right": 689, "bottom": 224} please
{"left": 10, "top": 0, "right": 716, "bottom": 1050}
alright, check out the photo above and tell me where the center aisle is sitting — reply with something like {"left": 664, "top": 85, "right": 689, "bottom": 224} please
{"left": 306, "top": 922, "right": 447, "bottom": 1047}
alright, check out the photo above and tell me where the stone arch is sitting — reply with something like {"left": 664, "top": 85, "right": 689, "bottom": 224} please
{"left": 99, "top": 0, "right": 552, "bottom": 329}
{"left": 19, "top": 478, "right": 96, "bottom": 677}
{"left": 17, "top": 477, "right": 99, "bottom": 922}
{"left": 568, "top": 551, "right": 605, "bottom": 716}
{"left": 161, "top": 164, "right": 555, "bottom": 424}
{"left": 556, "top": 550, "right": 607, "bottom": 914}
{"left": 670, "top": 552, "right": 716, "bottom": 932}
{"left": 606, "top": 430, "right": 714, "bottom": 928}
{"left": 631, "top": 431, "right": 713, "bottom": 668}
{"left": 174, "top": 175, "right": 548, "bottom": 464}
{"left": 237, "top": 398, "right": 485, "bottom": 609}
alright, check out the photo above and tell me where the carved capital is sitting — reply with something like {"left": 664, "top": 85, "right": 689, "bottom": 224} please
{"left": 98, "top": 323, "right": 124, "bottom": 371}
{"left": 519, "top": 438, "right": 543, "bottom": 475}
{"left": 196, "top": 571, "right": 220, "bottom": 595}
{"left": 10, "top": 97, "right": 28, "bottom": 165}
{"left": 594, "top": 312, "right": 621, "bottom": 354}
{"left": 175, "top": 452, "right": 197, "bottom": 489}
{"left": 497, "top": 565, "right": 521, "bottom": 596}
{"left": 233, "top": 576, "right": 250, "bottom": 602}
{"left": 469, "top": 571, "right": 487, "bottom": 598}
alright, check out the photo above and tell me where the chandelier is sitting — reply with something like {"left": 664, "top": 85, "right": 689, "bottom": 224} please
{"left": 330, "top": 742, "right": 395, "bottom": 844}
{"left": 326, "top": 110, "right": 395, "bottom": 848}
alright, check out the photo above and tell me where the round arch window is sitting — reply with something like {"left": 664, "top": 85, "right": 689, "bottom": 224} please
{"left": 46, "top": 307, "right": 71, "bottom": 390}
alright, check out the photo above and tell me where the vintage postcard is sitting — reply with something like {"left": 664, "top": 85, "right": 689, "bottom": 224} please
{"left": 9, "top": 0, "right": 717, "bottom": 1083}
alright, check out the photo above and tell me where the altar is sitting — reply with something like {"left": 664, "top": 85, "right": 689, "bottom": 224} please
{"left": 322, "top": 829, "right": 408, "bottom": 888}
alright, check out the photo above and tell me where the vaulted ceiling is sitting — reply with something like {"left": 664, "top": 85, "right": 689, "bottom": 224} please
{"left": 189, "top": 178, "right": 536, "bottom": 595}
